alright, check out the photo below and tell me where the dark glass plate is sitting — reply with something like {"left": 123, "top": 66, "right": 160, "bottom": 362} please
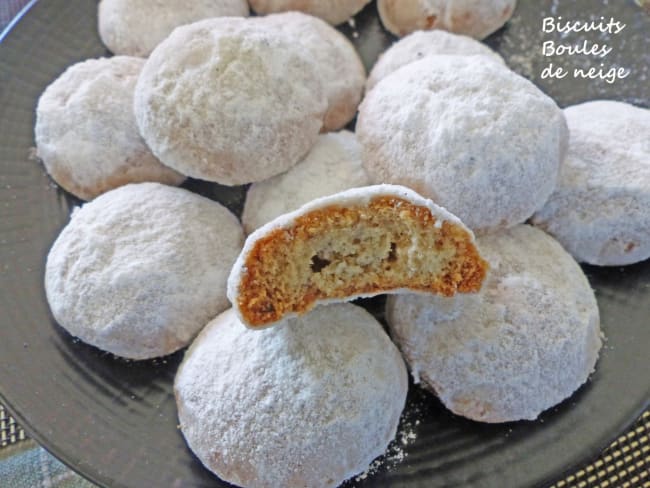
{"left": 0, "top": 1, "right": 648, "bottom": 487}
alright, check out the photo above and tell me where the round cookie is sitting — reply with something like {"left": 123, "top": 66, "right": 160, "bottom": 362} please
{"left": 175, "top": 303, "right": 408, "bottom": 488}
{"left": 357, "top": 55, "right": 567, "bottom": 234}
{"left": 378, "top": 0, "right": 517, "bottom": 39}
{"left": 35, "top": 57, "right": 184, "bottom": 201}
{"left": 45, "top": 183, "right": 244, "bottom": 360}
{"left": 259, "top": 12, "right": 366, "bottom": 132}
{"left": 229, "top": 184, "right": 488, "bottom": 328}
{"left": 248, "top": 0, "right": 372, "bottom": 26}
{"left": 532, "top": 100, "right": 650, "bottom": 266}
{"left": 242, "top": 131, "right": 369, "bottom": 233}
{"left": 98, "top": 0, "right": 250, "bottom": 57}
{"left": 367, "top": 29, "right": 504, "bottom": 91}
{"left": 386, "top": 225, "right": 602, "bottom": 423}
{"left": 134, "top": 18, "right": 327, "bottom": 185}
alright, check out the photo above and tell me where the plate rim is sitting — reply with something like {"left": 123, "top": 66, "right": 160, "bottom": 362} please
{"left": 0, "top": 0, "right": 39, "bottom": 44}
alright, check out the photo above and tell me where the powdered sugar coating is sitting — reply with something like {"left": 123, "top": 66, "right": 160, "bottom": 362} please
{"left": 229, "top": 184, "right": 470, "bottom": 326}
{"left": 248, "top": 0, "right": 372, "bottom": 26}
{"left": 387, "top": 225, "right": 602, "bottom": 423}
{"left": 134, "top": 18, "right": 327, "bottom": 185}
{"left": 366, "top": 30, "right": 504, "bottom": 91}
{"left": 242, "top": 131, "right": 370, "bottom": 233}
{"left": 532, "top": 101, "right": 650, "bottom": 266}
{"left": 357, "top": 55, "right": 567, "bottom": 234}
{"left": 35, "top": 57, "right": 184, "bottom": 201}
{"left": 258, "top": 12, "right": 366, "bottom": 131}
{"left": 98, "top": 0, "right": 249, "bottom": 57}
{"left": 45, "top": 183, "right": 244, "bottom": 360}
{"left": 175, "top": 304, "right": 408, "bottom": 487}
{"left": 378, "top": 0, "right": 517, "bottom": 39}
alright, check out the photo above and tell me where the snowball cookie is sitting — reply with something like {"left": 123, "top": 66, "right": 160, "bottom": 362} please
{"left": 248, "top": 0, "right": 372, "bottom": 26}
{"left": 35, "top": 57, "right": 184, "bottom": 201}
{"left": 175, "top": 303, "right": 408, "bottom": 488}
{"left": 229, "top": 184, "right": 488, "bottom": 328}
{"left": 387, "top": 225, "right": 602, "bottom": 423}
{"left": 366, "top": 30, "right": 504, "bottom": 91}
{"left": 532, "top": 101, "right": 650, "bottom": 266}
{"left": 45, "top": 183, "right": 244, "bottom": 360}
{"left": 134, "top": 18, "right": 327, "bottom": 185}
{"left": 378, "top": 0, "right": 517, "bottom": 39}
{"left": 258, "top": 12, "right": 365, "bottom": 132}
{"left": 357, "top": 55, "right": 567, "bottom": 234}
{"left": 98, "top": 0, "right": 249, "bottom": 57}
{"left": 242, "top": 131, "right": 369, "bottom": 233}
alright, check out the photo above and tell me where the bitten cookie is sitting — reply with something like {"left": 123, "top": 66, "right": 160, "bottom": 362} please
{"left": 386, "top": 225, "right": 602, "bottom": 423}
{"left": 378, "top": 0, "right": 516, "bottom": 39}
{"left": 248, "top": 0, "right": 372, "bottom": 25}
{"left": 367, "top": 29, "right": 504, "bottom": 91}
{"left": 242, "top": 131, "right": 369, "bottom": 233}
{"left": 35, "top": 57, "right": 184, "bottom": 201}
{"left": 98, "top": 0, "right": 249, "bottom": 57}
{"left": 45, "top": 183, "right": 244, "bottom": 360}
{"left": 532, "top": 100, "right": 650, "bottom": 266}
{"left": 357, "top": 55, "right": 567, "bottom": 234}
{"left": 175, "top": 303, "right": 408, "bottom": 488}
{"left": 228, "top": 184, "right": 488, "bottom": 328}
{"left": 258, "top": 12, "right": 366, "bottom": 131}
{"left": 134, "top": 18, "right": 327, "bottom": 185}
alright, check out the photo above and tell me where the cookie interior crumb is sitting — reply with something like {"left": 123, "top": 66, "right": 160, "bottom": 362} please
{"left": 237, "top": 196, "right": 488, "bottom": 326}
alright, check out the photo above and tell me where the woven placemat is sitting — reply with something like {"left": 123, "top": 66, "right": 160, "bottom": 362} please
{"left": 0, "top": 404, "right": 26, "bottom": 448}
{"left": 551, "top": 410, "right": 650, "bottom": 488}
{"left": 1, "top": 402, "right": 648, "bottom": 487}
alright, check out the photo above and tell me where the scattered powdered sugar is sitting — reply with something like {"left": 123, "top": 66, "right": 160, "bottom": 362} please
{"left": 347, "top": 16, "right": 360, "bottom": 37}
{"left": 495, "top": 13, "right": 539, "bottom": 80}
{"left": 350, "top": 393, "right": 426, "bottom": 485}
